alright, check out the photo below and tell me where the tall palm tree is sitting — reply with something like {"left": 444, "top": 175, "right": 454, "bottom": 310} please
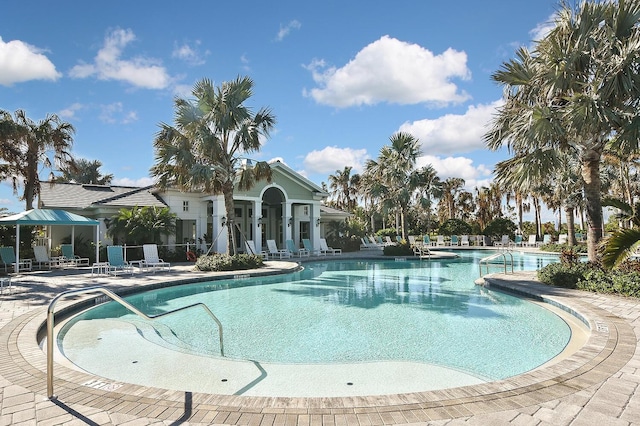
{"left": 362, "top": 132, "right": 423, "bottom": 239}
{"left": 328, "top": 166, "right": 360, "bottom": 211}
{"left": 0, "top": 109, "right": 75, "bottom": 209}
{"left": 485, "top": 0, "right": 640, "bottom": 261}
{"left": 150, "top": 76, "right": 276, "bottom": 254}
{"left": 438, "top": 177, "right": 465, "bottom": 221}
{"left": 413, "top": 165, "right": 441, "bottom": 234}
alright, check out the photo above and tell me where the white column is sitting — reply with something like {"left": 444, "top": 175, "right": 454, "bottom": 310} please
{"left": 211, "top": 197, "right": 228, "bottom": 253}
{"left": 253, "top": 200, "right": 263, "bottom": 252}
{"left": 311, "top": 202, "right": 321, "bottom": 249}
{"left": 283, "top": 201, "right": 293, "bottom": 243}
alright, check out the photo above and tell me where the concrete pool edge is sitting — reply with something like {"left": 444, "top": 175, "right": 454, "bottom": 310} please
{"left": 2, "top": 264, "right": 637, "bottom": 423}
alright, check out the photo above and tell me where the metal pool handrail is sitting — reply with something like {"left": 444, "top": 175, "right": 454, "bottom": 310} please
{"left": 478, "top": 249, "right": 514, "bottom": 277}
{"left": 46, "top": 286, "right": 224, "bottom": 399}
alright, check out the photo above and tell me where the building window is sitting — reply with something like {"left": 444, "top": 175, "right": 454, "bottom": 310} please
{"left": 303, "top": 206, "right": 309, "bottom": 216}
{"left": 183, "top": 201, "right": 189, "bottom": 212}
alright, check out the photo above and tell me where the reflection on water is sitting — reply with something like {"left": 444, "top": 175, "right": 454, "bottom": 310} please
{"left": 61, "top": 252, "right": 567, "bottom": 380}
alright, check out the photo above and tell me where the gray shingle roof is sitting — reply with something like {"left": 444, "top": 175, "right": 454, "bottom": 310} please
{"left": 38, "top": 182, "right": 167, "bottom": 210}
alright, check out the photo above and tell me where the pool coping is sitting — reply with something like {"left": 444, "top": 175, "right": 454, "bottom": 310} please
{"left": 0, "top": 258, "right": 637, "bottom": 424}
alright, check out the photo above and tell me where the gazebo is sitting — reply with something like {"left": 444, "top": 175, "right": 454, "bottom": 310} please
{"left": 0, "top": 209, "right": 99, "bottom": 273}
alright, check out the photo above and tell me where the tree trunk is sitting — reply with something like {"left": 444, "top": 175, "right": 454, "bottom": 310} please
{"left": 222, "top": 182, "right": 237, "bottom": 255}
{"left": 581, "top": 148, "right": 604, "bottom": 262}
{"left": 565, "top": 206, "right": 576, "bottom": 246}
{"left": 534, "top": 197, "right": 542, "bottom": 239}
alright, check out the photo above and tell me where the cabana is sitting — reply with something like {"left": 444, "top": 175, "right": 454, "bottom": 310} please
{"left": 0, "top": 209, "right": 99, "bottom": 273}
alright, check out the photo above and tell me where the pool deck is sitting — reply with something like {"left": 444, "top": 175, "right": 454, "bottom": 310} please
{"left": 0, "top": 249, "right": 639, "bottom": 425}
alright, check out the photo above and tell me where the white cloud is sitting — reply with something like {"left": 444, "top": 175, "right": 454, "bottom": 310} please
{"left": 172, "top": 41, "right": 207, "bottom": 66}
{"left": 399, "top": 100, "right": 502, "bottom": 155}
{"left": 0, "top": 37, "right": 61, "bottom": 86}
{"left": 113, "top": 177, "right": 155, "bottom": 187}
{"left": 276, "top": 20, "right": 302, "bottom": 41}
{"left": 303, "top": 147, "right": 369, "bottom": 174}
{"left": 304, "top": 35, "right": 471, "bottom": 108}
{"left": 58, "top": 103, "right": 84, "bottom": 120}
{"left": 529, "top": 13, "right": 557, "bottom": 42}
{"left": 69, "top": 28, "right": 171, "bottom": 89}
{"left": 99, "top": 102, "right": 138, "bottom": 124}
{"left": 418, "top": 155, "right": 493, "bottom": 191}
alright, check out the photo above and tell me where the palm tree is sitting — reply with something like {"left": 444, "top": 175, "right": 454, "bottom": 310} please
{"left": 328, "top": 166, "right": 360, "bottom": 211}
{"left": 485, "top": 0, "right": 640, "bottom": 261}
{"left": 362, "top": 132, "right": 423, "bottom": 239}
{"left": 150, "top": 76, "right": 276, "bottom": 254}
{"left": 0, "top": 109, "right": 75, "bottom": 209}
{"left": 413, "top": 165, "right": 441, "bottom": 234}
{"left": 107, "top": 206, "right": 177, "bottom": 245}
{"left": 57, "top": 158, "right": 113, "bottom": 185}
{"left": 601, "top": 198, "right": 640, "bottom": 268}
{"left": 438, "top": 178, "right": 465, "bottom": 222}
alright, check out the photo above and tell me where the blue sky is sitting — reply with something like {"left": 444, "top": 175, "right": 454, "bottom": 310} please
{"left": 0, "top": 0, "right": 560, "bottom": 217}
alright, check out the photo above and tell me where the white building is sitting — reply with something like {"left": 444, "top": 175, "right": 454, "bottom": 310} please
{"left": 38, "top": 161, "right": 347, "bottom": 255}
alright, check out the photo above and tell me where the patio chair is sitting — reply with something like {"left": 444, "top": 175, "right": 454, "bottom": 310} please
{"left": 60, "top": 244, "right": 90, "bottom": 267}
{"left": 0, "top": 246, "right": 32, "bottom": 272}
{"left": 450, "top": 235, "right": 459, "bottom": 246}
{"left": 106, "top": 245, "right": 134, "bottom": 276}
{"left": 142, "top": 244, "right": 171, "bottom": 272}
{"left": 245, "top": 240, "right": 268, "bottom": 259}
{"left": 385, "top": 236, "right": 394, "bottom": 245}
{"left": 558, "top": 234, "right": 568, "bottom": 244}
{"left": 361, "top": 238, "right": 378, "bottom": 250}
{"left": 495, "top": 235, "right": 511, "bottom": 247}
{"left": 319, "top": 238, "right": 342, "bottom": 255}
{"left": 33, "top": 245, "right": 61, "bottom": 270}
{"left": 286, "top": 239, "right": 309, "bottom": 257}
{"left": 542, "top": 234, "right": 552, "bottom": 245}
{"left": 436, "top": 235, "right": 446, "bottom": 247}
{"left": 423, "top": 235, "right": 432, "bottom": 246}
{"left": 408, "top": 235, "right": 417, "bottom": 247}
{"left": 514, "top": 235, "right": 523, "bottom": 246}
{"left": 303, "top": 238, "right": 323, "bottom": 256}
{"left": 525, "top": 234, "right": 539, "bottom": 247}
{"left": 266, "top": 240, "right": 291, "bottom": 259}
{"left": 460, "top": 235, "right": 470, "bottom": 246}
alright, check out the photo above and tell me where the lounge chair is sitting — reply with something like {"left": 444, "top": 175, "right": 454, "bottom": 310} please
{"left": 266, "top": 240, "right": 291, "bottom": 259}
{"left": 495, "top": 235, "right": 511, "bottom": 247}
{"left": 286, "top": 239, "right": 309, "bottom": 257}
{"left": 60, "top": 244, "right": 90, "bottom": 267}
{"left": 542, "top": 234, "right": 552, "bottom": 245}
{"left": 319, "top": 238, "right": 342, "bottom": 255}
{"left": 460, "top": 235, "right": 470, "bottom": 246}
{"left": 395, "top": 236, "right": 403, "bottom": 244}
{"left": 385, "top": 236, "right": 394, "bottom": 245}
{"left": 0, "top": 246, "right": 32, "bottom": 272}
{"left": 436, "top": 235, "right": 446, "bottom": 247}
{"left": 514, "top": 235, "right": 523, "bottom": 246}
{"left": 423, "top": 235, "right": 432, "bottom": 246}
{"left": 106, "top": 245, "right": 134, "bottom": 276}
{"left": 33, "top": 245, "right": 62, "bottom": 270}
{"left": 245, "top": 240, "right": 268, "bottom": 259}
{"left": 368, "top": 236, "right": 384, "bottom": 248}
{"left": 408, "top": 235, "right": 417, "bottom": 247}
{"left": 142, "top": 244, "right": 171, "bottom": 272}
{"left": 558, "top": 234, "right": 568, "bottom": 244}
{"left": 303, "top": 238, "right": 323, "bottom": 256}
{"left": 450, "top": 235, "right": 459, "bottom": 246}
{"left": 525, "top": 234, "right": 539, "bottom": 247}
{"left": 361, "top": 238, "right": 378, "bottom": 250}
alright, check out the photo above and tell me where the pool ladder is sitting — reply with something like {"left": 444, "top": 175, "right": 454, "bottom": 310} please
{"left": 478, "top": 248, "right": 514, "bottom": 277}
{"left": 46, "top": 286, "right": 224, "bottom": 399}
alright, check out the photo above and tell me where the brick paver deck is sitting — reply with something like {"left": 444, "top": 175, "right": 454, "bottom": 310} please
{"left": 0, "top": 252, "right": 638, "bottom": 425}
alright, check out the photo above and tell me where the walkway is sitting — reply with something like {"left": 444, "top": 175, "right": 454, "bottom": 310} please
{"left": 0, "top": 252, "right": 638, "bottom": 425}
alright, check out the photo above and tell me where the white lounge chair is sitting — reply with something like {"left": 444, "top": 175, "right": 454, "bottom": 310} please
{"left": 360, "top": 238, "right": 379, "bottom": 250}
{"left": 495, "top": 235, "right": 511, "bottom": 247}
{"left": 525, "top": 234, "right": 539, "bottom": 247}
{"left": 142, "top": 244, "right": 171, "bottom": 272}
{"left": 33, "top": 245, "right": 61, "bottom": 270}
{"left": 246, "top": 240, "right": 268, "bottom": 259}
{"left": 436, "top": 235, "right": 446, "bottom": 247}
{"left": 319, "top": 238, "right": 341, "bottom": 255}
{"left": 460, "top": 235, "right": 470, "bottom": 246}
{"left": 558, "top": 234, "right": 568, "bottom": 244}
{"left": 266, "top": 240, "right": 291, "bottom": 259}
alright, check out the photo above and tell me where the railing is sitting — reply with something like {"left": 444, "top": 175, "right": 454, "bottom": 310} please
{"left": 46, "top": 286, "right": 224, "bottom": 399}
{"left": 478, "top": 249, "right": 514, "bottom": 277}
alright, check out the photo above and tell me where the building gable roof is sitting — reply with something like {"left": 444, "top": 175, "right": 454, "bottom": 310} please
{"left": 0, "top": 209, "right": 99, "bottom": 226}
{"left": 38, "top": 182, "right": 167, "bottom": 210}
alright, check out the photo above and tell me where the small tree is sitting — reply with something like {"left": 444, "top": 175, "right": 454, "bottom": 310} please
{"left": 483, "top": 218, "right": 517, "bottom": 241}
{"left": 107, "top": 206, "right": 177, "bottom": 245}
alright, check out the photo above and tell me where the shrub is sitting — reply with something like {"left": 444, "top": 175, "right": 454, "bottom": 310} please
{"left": 438, "top": 219, "right": 472, "bottom": 236}
{"left": 540, "top": 243, "right": 588, "bottom": 254}
{"left": 482, "top": 218, "right": 517, "bottom": 240}
{"left": 383, "top": 242, "right": 413, "bottom": 256}
{"left": 195, "top": 253, "right": 263, "bottom": 272}
{"left": 538, "top": 261, "right": 640, "bottom": 297}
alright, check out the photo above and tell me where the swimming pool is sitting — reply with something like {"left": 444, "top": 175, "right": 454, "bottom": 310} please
{"left": 57, "top": 250, "right": 576, "bottom": 396}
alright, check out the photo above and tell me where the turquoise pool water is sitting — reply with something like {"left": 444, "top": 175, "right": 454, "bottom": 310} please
{"left": 60, "top": 251, "right": 568, "bottom": 381}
